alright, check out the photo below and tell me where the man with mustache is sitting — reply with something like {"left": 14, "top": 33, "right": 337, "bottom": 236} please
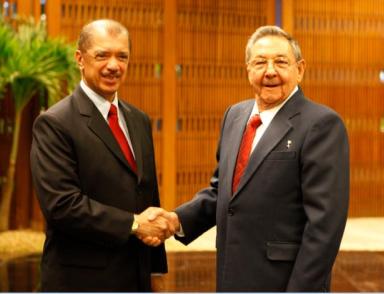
{"left": 30, "top": 19, "right": 173, "bottom": 291}
{"left": 153, "top": 25, "right": 349, "bottom": 291}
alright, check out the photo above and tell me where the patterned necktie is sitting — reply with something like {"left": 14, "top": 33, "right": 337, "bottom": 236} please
{"left": 108, "top": 104, "right": 137, "bottom": 173}
{"left": 232, "top": 114, "right": 262, "bottom": 194}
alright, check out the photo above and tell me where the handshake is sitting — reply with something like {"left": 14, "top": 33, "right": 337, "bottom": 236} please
{"left": 132, "top": 207, "right": 180, "bottom": 247}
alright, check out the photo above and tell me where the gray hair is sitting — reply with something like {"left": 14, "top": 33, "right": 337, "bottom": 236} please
{"left": 245, "top": 25, "right": 302, "bottom": 63}
{"left": 77, "top": 19, "right": 131, "bottom": 52}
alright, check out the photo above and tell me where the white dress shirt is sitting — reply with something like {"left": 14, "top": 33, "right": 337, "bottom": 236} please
{"left": 248, "top": 86, "right": 298, "bottom": 152}
{"left": 80, "top": 80, "right": 135, "bottom": 158}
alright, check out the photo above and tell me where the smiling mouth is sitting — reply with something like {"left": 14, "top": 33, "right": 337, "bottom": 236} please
{"left": 103, "top": 75, "right": 120, "bottom": 81}
{"left": 264, "top": 84, "right": 279, "bottom": 88}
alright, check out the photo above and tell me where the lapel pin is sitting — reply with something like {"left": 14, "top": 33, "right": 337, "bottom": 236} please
{"left": 286, "top": 140, "right": 292, "bottom": 149}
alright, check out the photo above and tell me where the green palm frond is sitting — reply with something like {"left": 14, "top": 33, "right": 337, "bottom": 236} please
{"left": 0, "top": 19, "right": 16, "bottom": 98}
{"left": 0, "top": 16, "right": 80, "bottom": 231}
{"left": 1, "top": 16, "right": 80, "bottom": 110}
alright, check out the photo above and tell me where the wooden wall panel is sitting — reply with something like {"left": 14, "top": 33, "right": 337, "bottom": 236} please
{"left": 0, "top": 92, "right": 43, "bottom": 229}
{"left": 46, "top": 0, "right": 273, "bottom": 209}
{"left": 0, "top": 90, "right": 14, "bottom": 225}
{"left": 1, "top": 0, "right": 166, "bottom": 228}
{"left": 290, "top": 0, "right": 384, "bottom": 216}
{"left": 6, "top": 0, "right": 384, "bottom": 229}
{"left": 48, "top": 0, "right": 166, "bottom": 201}
{"left": 175, "top": 0, "right": 270, "bottom": 205}
{"left": 0, "top": 0, "right": 16, "bottom": 18}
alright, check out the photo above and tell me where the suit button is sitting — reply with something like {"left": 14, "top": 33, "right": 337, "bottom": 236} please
{"left": 135, "top": 187, "right": 143, "bottom": 195}
{"left": 228, "top": 208, "right": 234, "bottom": 216}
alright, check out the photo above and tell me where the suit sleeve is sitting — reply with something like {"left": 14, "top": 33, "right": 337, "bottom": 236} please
{"left": 30, "top": 113, "right": 134, "bottom": 247}
{"left": 287, "top": 111, "right": 349, "bottom": 291}
{"left": 174, "top": 107, "right": 231, "bottom": 244}
{"left": 146, "top": 117, "right": 168, "bottom": 274}
{"left": 174, "top": 168, "right": 219, "bottom": 244}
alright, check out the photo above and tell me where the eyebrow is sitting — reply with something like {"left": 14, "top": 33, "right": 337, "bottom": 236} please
{"left": 93, "top": 50, "right": 107, "bottom": 54}
{"left": 254, "top": 54, "right": 288, "bottom": 59}
{"left": 93, "top": 49, "right": 129, "bottom": 55}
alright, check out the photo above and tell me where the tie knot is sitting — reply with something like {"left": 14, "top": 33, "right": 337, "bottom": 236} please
{"left": 249, "top": 114, "right": 262, "bottom": 128}
{"left": 109, "top": 104, "right": 117, "bottom": 117}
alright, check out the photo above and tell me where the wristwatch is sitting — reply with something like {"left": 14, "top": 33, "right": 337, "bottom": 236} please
{"left": 131, "top": 215, "right": 139, "bottom": 234}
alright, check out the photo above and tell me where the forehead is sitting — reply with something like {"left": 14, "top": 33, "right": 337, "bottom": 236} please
{"left": 88, "top": 28, "right": 129, "bottom": 52}
{"left": 250, "top": 36, "right": 294, "bottom": 59}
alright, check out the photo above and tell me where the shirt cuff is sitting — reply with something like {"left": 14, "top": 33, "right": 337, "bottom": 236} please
{"left": 175, "top": 223, "right": 185, "bottom": 237}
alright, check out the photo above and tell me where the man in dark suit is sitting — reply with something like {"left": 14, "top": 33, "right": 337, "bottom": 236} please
{"left": 153, "top": 25, "right": 349, "bottom": 291}
{"left": 30, "top": 19, "right": 173, "bottom": 292}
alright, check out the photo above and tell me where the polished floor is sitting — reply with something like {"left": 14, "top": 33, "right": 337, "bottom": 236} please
{"left": 1, "top": 217, "right": 384, "bottom": 291}
{"left": 0, "top": 250, "right": 383, "bottom": 292}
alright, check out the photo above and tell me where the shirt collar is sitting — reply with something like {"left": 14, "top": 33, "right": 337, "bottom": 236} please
{"left": 250, "top": 86, "right": 298, "bottom": 125}
{"left": 80, "top": 80, "right": 118, "bottom": 120}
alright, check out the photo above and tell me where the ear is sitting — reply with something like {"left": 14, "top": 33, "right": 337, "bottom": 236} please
{"left": 296, "top": 59, "right": 306, "bottom": 83}
{"left": 246, "top": 64, "right": 254, "bottom": 86}
{"left": 75, "top": 50, "right": 84, "bottom": 71}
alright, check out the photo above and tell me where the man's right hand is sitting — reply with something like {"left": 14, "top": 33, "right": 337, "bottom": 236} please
{"left": 133, "top": 207, "right": 180, "bottom": 247}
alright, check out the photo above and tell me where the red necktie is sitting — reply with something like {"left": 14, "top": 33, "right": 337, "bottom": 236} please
{"left": 108, "top": 104, "right": 137, "bottom": 173}
{"left": 232, "top": 115, "right": 262, "bottom": 194}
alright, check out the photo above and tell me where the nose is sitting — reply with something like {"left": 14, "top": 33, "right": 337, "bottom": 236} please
{"left": 106, "top": 56, "right": 119, "bottom": 71}
{"left": 265, "top": 60, "right": 277, "bottom": 76}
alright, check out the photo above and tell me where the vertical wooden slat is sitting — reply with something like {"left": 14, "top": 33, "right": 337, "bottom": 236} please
{"left": 162, "top": 0, "right": 177, "bottom": 210}
{"left": 266, "top": 0, "right": 276, "bottom": 25}
{"left": 282, "top": 0, "right": 293, "bottom": 32}
{"left": 16, "top": 0, "right": 31, "bottom": 17}
{"left": 46, "top": 0, "right": 61, "bottom": 37}
{"left": 291, "top": 0, "right": 384, "bottom": 216}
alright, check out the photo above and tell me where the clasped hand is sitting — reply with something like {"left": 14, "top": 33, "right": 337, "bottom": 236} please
{"left": 133, "top": 207, "right": 180, "bottom": 247}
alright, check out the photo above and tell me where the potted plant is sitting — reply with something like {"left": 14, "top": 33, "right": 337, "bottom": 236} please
{"left": 0, "top": 16, "right": 79, "bottom": 232}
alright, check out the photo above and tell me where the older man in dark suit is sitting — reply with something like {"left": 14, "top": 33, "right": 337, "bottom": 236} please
{"left": 30, "top": 19, "right": 173, "bottom": 292}
{"left": 154, "top": 25, "right": 349, "bottom": 291}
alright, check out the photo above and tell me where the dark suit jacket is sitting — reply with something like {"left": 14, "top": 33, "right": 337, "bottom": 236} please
{"left": 30, "top": 85, "right": 167, "bottom": 292}
{"left": 175, "top": 88, "right": 349, "bottom": 292}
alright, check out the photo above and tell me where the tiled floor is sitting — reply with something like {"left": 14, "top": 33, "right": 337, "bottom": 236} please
{"left": 0, "top": 250, "right": 383, "bottom": 291}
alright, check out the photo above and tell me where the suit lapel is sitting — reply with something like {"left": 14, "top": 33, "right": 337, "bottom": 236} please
{"left": 232, "top": 116, "right": 292, "bottom": 198}
{"left": 224, "top": 101, "right": 254, "bottom": 196}
{"left": 119, "top": 102, "right": 144, "bottom": 183}
{"left": 231, "top": 90, "right": 303, "bottom": 199}
{"left": 74, "top": 86, "right": 135, "bottom": 174}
